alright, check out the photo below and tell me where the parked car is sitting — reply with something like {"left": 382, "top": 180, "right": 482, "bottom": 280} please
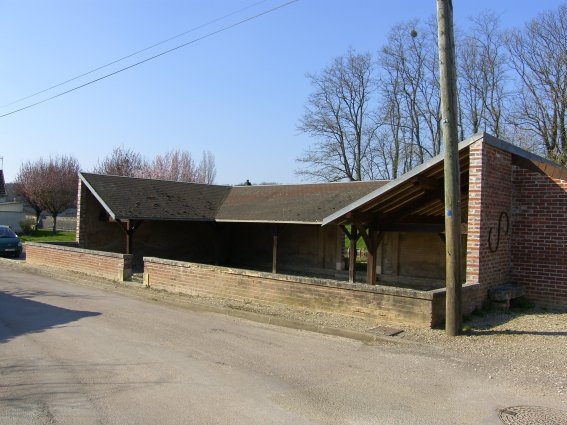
{"left": 0, "top": 225, "right": 23, "bottom": 258}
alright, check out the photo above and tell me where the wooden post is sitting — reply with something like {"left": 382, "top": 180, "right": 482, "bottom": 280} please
{"left": 272, "top": 225, "right": 278, "bottom": 274}
{"left": 348, "top": 227, "right": 358, "bottom": 283}
{"left": 437, "top": 0, "right": 462, "bottom": 336}
{"left": 365, "top": 229, "right": 382, "bottom": 286}
{"left": 116, "top": 219, "right": 142, "bottom": 256}
{"left": 340, "top": 225, "right": 358, "bottom": 283}
{"left": 126, "top": 220, "right": 132, "bottom": 255}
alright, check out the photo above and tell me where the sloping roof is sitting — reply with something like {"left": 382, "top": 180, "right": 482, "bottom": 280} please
{"left": 80, "top": 173, "right": 231, "bottom": 221}
{"left": 80, "top": 172, "right": 388, "bottom": 224}
{"left": 217, "top": 181, "right": 389, "bottom": 223}
{"left": 322, "top": 132, "right": 565, "bottom": 228}
{"left": 81, "top": 134, "right": 567, "bottom": 229}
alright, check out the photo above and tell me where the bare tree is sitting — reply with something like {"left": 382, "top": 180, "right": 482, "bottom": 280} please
{"left": 458, "top": 12, "right": 508, "bottom": 138}
{"left": 505, "top": 4, "right": 567, "bottom": 165}
{"left": 296, "top": 48, "right": 380, "bottom": 181}
{"left": 93, "top": 146, "right": 146, "bottom": 177}
{"left": 141, "top": 149, "right": 199, "bottom": 182}
{"left": 15, "top": 156, "right": 80, "bottom": 233}
{"left": 378, "top": 19, "right": 441, "bottom": 171}
{"left": 196, "top": 150, "right": 216, "bottom": 184}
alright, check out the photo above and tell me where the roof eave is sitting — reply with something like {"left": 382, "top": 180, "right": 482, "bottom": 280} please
{"left": 215, "top": 219, "right": 322, "bottom": 225}
{"left": 321, "top": 132, "right": 485, "bottom": 226}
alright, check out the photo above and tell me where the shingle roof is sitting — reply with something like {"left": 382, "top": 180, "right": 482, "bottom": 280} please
{"left": 217, "top": 181, "right": 389, "bottom": 223}
{"left": 80, "top": 173, "right": 231, "bottom": 221}
{"left": 80, "top": 172, "right": 388, "bottom": 224}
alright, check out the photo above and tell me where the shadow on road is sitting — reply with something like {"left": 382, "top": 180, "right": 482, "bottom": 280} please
{"left": 0, "top": 291, "right": 101, "bottom": 344}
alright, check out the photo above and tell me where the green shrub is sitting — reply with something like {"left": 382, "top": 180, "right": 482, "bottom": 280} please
{"left": 19, "top": 219, "right": 37, "bottom": 235}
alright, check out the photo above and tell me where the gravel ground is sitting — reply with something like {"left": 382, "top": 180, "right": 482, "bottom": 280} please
{"left": 179, "top": 294, "right": 567, "bottom": 402}
{"left": 2, "top": 258, "right": 566, "bottom": 404}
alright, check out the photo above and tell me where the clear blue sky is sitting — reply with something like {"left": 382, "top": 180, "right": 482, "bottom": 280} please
{"left": 1, "top": 0, "right": 564, "bottom": 185}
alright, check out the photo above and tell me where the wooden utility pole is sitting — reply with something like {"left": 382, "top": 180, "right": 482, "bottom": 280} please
{"left": 437, "top": 0, "right": 462, "bottom": 336}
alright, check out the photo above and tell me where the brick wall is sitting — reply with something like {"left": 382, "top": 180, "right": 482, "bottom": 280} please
{"left": 466, "top": 141, "right": 513, "bottom": 304}
{"left": 26, "top": 242, "right": 133, "bottom": 282}
{"left": 511, "top": 166, "right": 567, "bottom": 308}
{"left": 144, "top": 257, "right": 447, "bottom": 327}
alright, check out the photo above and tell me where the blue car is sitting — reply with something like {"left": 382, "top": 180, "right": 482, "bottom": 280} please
{"left": 0, "top": 225, "right": 23, "bottom": 258}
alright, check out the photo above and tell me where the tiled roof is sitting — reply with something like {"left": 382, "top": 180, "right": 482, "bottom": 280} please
{"left": 80, "top": 173, "right": 231, "bottom": 221}
{"left": 80, "top": 172, "right": 388, "bottom": 224}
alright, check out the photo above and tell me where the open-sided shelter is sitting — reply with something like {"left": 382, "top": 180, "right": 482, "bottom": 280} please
{"left": 77, "top": 173, "right": 387, "bottom": 276}
{"left": 71, "top": 133, "right": 567, "bottom": 322}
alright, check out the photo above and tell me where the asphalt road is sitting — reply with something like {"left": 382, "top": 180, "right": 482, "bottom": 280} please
{"left": 0, "top": 265, "right": 558, "bottom": 424}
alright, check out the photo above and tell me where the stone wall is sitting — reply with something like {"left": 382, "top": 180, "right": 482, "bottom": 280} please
{"left": 26, "top": 242, "right": 133, "bottom": 282}
{"left": 143, "top": 257, "right": 448, "bottom": 327}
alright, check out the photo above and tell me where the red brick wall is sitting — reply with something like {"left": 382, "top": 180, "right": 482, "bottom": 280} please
{"left": 26, "top": 243, "right": 133, "bottom": 282}
{"left": 144, "top": 257, "right": 444, "bottom": 327}
{"left": 466, "top": 141, "right": 513, "bottom": 301}
{"left": 511, "top": 167, "right": 567, "bottom": 307}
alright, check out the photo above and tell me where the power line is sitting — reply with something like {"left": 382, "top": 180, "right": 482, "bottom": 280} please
{"left": 0, "top": 0, "right": 271, "bottom": 109}
{"left": 0, "top": 0, "right": 299, "bottom": 119}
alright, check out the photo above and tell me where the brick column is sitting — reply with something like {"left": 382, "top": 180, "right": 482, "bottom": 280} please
{"left": 466, "top": 141, "right": 513, "bottom": 297}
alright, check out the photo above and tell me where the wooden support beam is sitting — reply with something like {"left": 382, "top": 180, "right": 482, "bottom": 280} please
{"left": 340, "top": 225, "right": 361, "bottom": 283}
{"left": 272, "top": 225, "right": 278, "bottom": 274}
{"left": 349, "top": 227, "right": 358, "bottom": 283}
{"left": 366, "top": 229, "right": 384, "bottom": 286}
{"left": 116, "top": 219, "right": 143, "bottom": 255}
{"left": 411, "top": 176, "right": 441, "bottom": 191}
{"left": 340, "top": 225, "right": 360, "bottom": 283}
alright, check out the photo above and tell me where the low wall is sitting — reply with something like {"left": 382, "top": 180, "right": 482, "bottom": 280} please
{"left": 25, "top": 243, "right": 132, "bottom": 282}
{"left": 144, "top": 257, "right": 451, "bottom": 327}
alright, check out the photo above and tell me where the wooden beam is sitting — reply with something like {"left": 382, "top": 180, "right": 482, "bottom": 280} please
{"left": 366, "top": 229, "right": 384, "bottom": 286}
{"left": 340, "top": 225, "right": 360, "bottom": 283}
{"left": 116, "top": 219, "right": 143, "bottom": 255}
{"left": 349, "top": 227, "right": 358, "bottom": 283}
{"left": 411, "top": 176, "right": 441, "bottom": 191}
{"left": 272, "top": 225, "right": 278, "bottom": 274}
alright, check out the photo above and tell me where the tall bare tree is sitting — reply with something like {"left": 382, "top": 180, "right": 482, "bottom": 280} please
{"left": 458, "top": 12, "right": 508, "bottom": 138}
{"left": 93, "top": 145, "right": 146, "bottom": 177}
{"left": 196, "top": 150, "right": 217, "bottom": 184}
{"left": 296, "top": 49, "right": 380, "bottom": 181}
{"left": 505, "top": 4, "right": 567, "bottom": 165}
{"left": 15, "top": 156, "right": 80, "bottom": 233}
{"left": 379, "top": 19, "right": 441, "bottom": 171}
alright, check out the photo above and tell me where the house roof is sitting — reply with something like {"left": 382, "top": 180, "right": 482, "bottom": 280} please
{"left": 80, "top": 172, "right": 388, "bottom": 224}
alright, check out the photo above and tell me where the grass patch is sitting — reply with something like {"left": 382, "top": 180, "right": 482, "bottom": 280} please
{"left": 20, "top": 230, "right": 76, "bottom": 243}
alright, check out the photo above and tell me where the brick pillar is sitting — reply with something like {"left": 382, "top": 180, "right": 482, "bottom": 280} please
{"left": 466, "top": 140, "right": 513, "bottom": 297}
{"left": 76, "top": 178, "right": 86, "bottom": 247}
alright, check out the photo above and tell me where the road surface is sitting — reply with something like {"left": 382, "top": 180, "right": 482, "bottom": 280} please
{"left": 0, "top": 265, "right": 560, "bottom": 424}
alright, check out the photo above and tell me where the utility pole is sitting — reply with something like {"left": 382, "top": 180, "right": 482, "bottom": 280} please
{"left": 437, "top": 0, "right": 462, "bottom": 336}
